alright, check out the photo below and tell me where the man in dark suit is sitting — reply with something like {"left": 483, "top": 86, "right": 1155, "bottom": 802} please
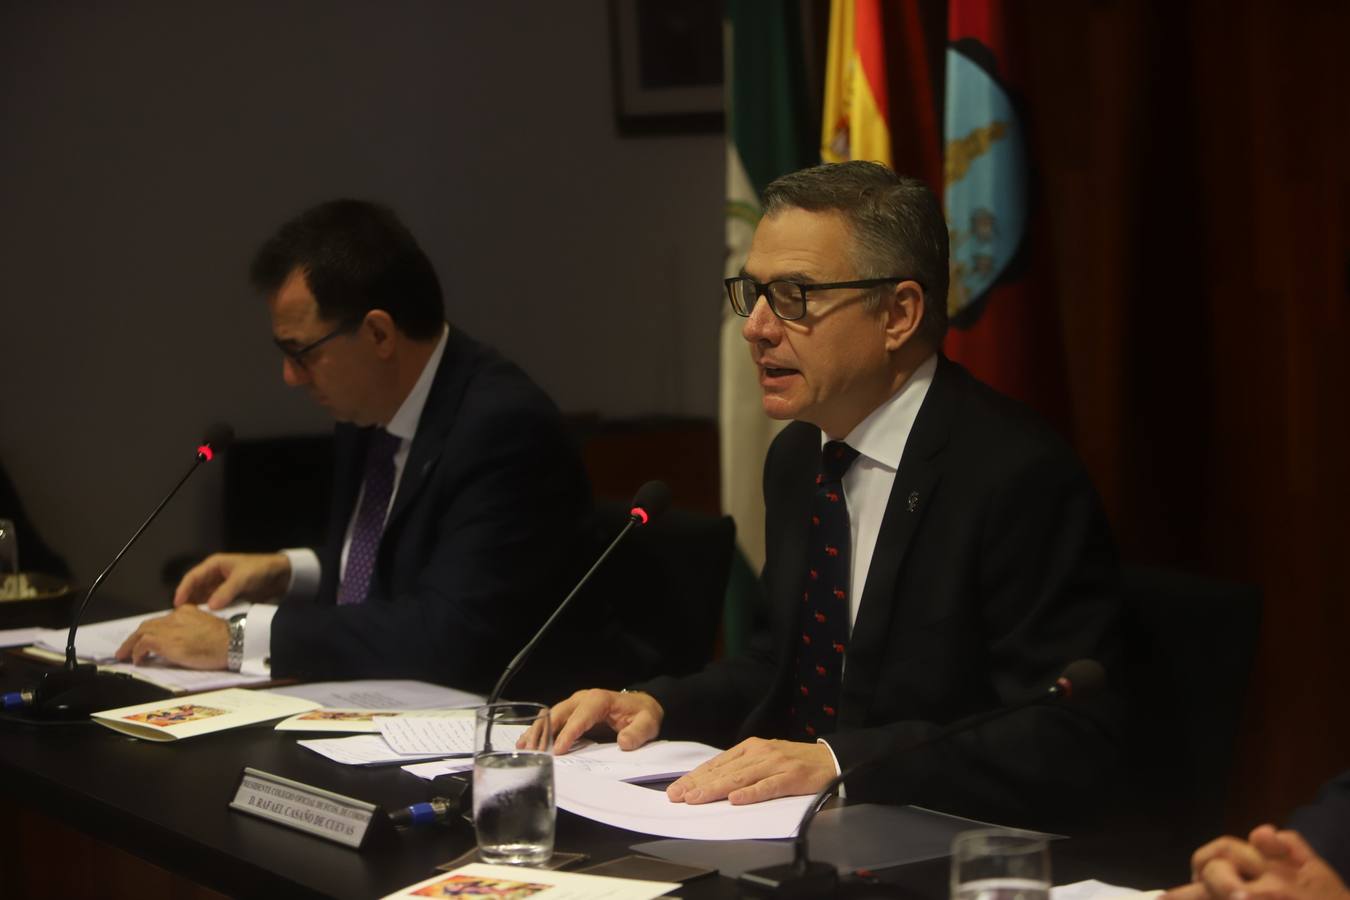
{"left": 545, "top": 162, "right": 1121, "bottom": 827}
{"left": 115, "top": 200, "right": 591, "bottom": 693}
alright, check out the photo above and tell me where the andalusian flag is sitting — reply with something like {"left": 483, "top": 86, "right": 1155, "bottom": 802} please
{"left": 942, "top": 0, "right": 1069, "bottom": 425}
{"left": 721, "top": 1, "right": 814, "bottom": 576}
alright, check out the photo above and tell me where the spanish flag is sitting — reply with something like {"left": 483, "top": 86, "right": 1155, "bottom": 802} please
{"left": 820, "top": 1, "right": 941, "bottom": 188}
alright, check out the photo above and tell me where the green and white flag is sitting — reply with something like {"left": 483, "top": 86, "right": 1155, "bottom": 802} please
{"left": 721, "top": 0, "right": 816, "bottom": 573}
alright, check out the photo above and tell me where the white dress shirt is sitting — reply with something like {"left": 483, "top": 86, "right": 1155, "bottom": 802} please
{"left": 238, "top": 324, "right": 449, "bottom": 675}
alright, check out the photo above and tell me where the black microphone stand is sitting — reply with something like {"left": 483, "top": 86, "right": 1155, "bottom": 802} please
{"left": 29, "top": 439, "right": 227, "bottom": 719}
{"left": 740, "top": 662, "right": 1104, "bottom": 896}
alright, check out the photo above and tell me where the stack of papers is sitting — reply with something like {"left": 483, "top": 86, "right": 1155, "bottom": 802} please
{"left": 402, "top": 739, "right": 721, "bottom": 783}
{"left": 23, "top": 605, "right": 267, "bottom": 693}
{"left": 295, "top": 712, "right": 480, "bottom": 766}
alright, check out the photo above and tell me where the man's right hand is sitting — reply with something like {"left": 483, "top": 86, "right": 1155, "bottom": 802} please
{"left": 533, "top": 689, "right": 664, "bottom": 755}
{"left": 172, "top": 553, "right": 291, "bottom": 610}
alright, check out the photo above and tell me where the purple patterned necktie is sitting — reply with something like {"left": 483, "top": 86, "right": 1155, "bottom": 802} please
{"left": 789, "top": 440, "right": 859, "bottom": 740}
{"left": 336, "top": 428, "right": 401, "bottom": 606}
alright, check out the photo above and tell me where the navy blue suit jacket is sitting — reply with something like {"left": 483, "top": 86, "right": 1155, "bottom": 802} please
{"left": 1290, "top": 769, "right": 1350, "bottom": 881}
{"left": 643, "top": 355, "right": 1123, "bottom": 827}
{"left": 269, "top": 327, "right": 592, "bottom": 695}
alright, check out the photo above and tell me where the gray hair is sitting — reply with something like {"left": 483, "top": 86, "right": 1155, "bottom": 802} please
{"left": 761, "top": 161, "right": 949, "bottom": 346}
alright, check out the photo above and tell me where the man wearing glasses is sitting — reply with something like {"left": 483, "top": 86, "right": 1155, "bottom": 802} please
{"left": 115, "top": 200, "right": 592, "bottom": 694}
{"left": 543, "top": 162, "right": 1121, "bottom": 827}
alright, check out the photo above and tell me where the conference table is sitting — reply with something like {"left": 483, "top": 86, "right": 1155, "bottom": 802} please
{"left": 0, "top": 650, "right": 1158, "bottom": 899}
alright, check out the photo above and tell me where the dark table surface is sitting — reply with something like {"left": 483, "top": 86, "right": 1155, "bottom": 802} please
{"left": 0, "top": 651, "right": 1161, "bottom": 899}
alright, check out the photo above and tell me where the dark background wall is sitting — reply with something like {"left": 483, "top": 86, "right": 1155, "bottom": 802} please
{"left": 2, "top": 0, "right": 1347, "bottom": 834}
{"left": 0, "top": 1, "right": 724, "bottom": 595}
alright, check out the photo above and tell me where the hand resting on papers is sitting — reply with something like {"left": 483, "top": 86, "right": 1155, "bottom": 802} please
{"left": 1164, "top": 825, "right": 1350, "bottom": 900}
{"left": 536, "top": 688, "right": 836, "bottom": 805}
{"left": 114, "top": 604, "right": 229, "bottom": 670}
{"left": 542, "top": 689, "right": 665, "bottom": 755}
{"left": 173, "top": 552, "right": 290, "bottom": 609}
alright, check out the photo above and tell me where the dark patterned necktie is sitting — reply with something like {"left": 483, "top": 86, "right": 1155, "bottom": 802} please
{"left": 789, "top": 440, "right": 860, "bottom": 741}
{"left": 336, "top": 428, "right": 401, "bottom": 606}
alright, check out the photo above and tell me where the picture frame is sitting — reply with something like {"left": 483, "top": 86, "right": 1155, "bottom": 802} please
{"left": 608, "top": 0, "right": 725, "bottom": 136}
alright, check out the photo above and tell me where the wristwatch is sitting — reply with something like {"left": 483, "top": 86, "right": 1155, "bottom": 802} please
{"left": 227, "top": 612, "right": 248, "bottom": 672}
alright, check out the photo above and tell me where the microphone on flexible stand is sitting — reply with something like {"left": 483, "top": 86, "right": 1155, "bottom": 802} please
{"left": 739, "top": 659, "right": 1109, "bottom": 897}
{"left": 10, "top": 425, "right": 235, "bottom": 720}
{"left": 488, "top": 479, "right": 671, "bottom": 707}
{"left": 390, "top": 480, "right": 673, "bottom": 828}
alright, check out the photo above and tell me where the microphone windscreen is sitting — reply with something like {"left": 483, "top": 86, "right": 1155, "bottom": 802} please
{"left": 1058, "top": 658, "right": 1106, "bottom": 702}
{"left": 629, "top": 480, "right": 671, "bottom": 524}
{"left": 201, "top": 423, "right": 235, "bottom": 453}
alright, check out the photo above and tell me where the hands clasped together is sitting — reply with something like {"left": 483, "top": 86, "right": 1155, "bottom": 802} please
{"left": 531, "top": 688, "right": 838, "bottom": 806}
{"left": 1166, "top": 825, "right": 1349, "bottom": 900}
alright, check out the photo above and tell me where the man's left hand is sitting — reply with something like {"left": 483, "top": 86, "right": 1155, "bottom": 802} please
{"left": 114, "top": 605, "right": 230, "bottom": 670}
{"left": 666, "top": 737, "right": 835, "bottom": 805}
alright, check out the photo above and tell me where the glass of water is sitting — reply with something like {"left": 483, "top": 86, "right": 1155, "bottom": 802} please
{"left": 473, "top": 702, "right": 555, "bottom": 866}
{"left": 951, "top": 829, "right": 1050, "bottom": 900}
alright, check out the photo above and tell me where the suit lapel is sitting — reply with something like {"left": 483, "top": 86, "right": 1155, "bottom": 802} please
{"left": 840, "top": 356, "right": 962, "bottom": 727}
{"left": 383, "top": 329, "right": 473, "bottom": 531}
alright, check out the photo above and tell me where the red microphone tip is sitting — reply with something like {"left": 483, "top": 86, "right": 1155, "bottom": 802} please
{"left": 630, "top": 507, "right": 650, "bottom": 525}
{"left": 197, "top": 444, "right": 215, "bottom": 462}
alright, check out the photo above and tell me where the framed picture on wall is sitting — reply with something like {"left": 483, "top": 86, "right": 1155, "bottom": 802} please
{"left": 608, "top": 0, "right": 724, "bottom": 136}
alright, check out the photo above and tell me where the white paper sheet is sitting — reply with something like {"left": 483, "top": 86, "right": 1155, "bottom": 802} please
{"left": 275, "top": 707, "right": 474, "bottom": 733}
{"left": 381, "top": 862, "right": 677, "bottom": 900}
{"left": 31, "top": 604, "right": 249, "bottom": 662}
{"left": 269, "top": 679, "right": 484, "bottom": 710}
{"left": 554, "top": 766, "right": 817, "bottom": 840}
{"left": 297, "top": 734, "right": 470, "bottom": 766}
{"left": 95, "top": 660, "right": 270, "bottom": 693}
{"left": 0, "top": 627, "right": 43, "bottom": 648}
{"left": 557, "top": 740, "right": 722, "bottom": 782}
{"left": 400, "top": 739, "right": 713, "bottom": 782}
{"left": 1053, "top": 880, "right": 1163, "bottom": 900}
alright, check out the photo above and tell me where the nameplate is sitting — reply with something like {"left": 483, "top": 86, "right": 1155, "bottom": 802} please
{"left": 229, "top": 767, "right": 388, "bottom": 849}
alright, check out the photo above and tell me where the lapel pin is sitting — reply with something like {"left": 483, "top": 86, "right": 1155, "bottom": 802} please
{"left": 907, "top": 491, "right": 920, "bottom": 513}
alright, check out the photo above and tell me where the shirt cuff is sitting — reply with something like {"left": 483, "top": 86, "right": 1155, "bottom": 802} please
{"left": 818, "top": 738, "right": 846, "bottom": 799}
{"left": 239, "top": 602, "right": 277, "bottom": 677}
{"left": 281, "top": 548, "right": 320, "bottom": 599}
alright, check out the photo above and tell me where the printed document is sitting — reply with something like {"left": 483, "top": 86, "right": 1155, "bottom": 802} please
{"left": 91, "top": 688, "right": 320, "bottom": 742}
{"left": 381, "top": 862, "right": 677, "bottom": 900}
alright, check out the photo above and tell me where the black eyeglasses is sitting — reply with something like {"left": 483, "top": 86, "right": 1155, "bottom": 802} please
{"left": 724, "top": 276, "right": 917, "bottom": 321}
{"left": 274, "top": 321, "right": 359, "bottom": 369}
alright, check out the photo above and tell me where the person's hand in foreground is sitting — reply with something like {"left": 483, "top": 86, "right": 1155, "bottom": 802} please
{"left": 1164, "top": 825, "right": 1350, "bottom": 900}
{"left": 114, "top": 604, "right": 229, "bottom": 670}
{"left": 666, "top": 737, "right": 835, "bottom": 806}
{"left": 522, "top": 689, "right": 664, "bottom": 755}
{"left": 173, "top": 552, "right": 290, "bottom": 610}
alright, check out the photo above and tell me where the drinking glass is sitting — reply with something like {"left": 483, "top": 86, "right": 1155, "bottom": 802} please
{"left": 473, "top": 702, "right": 555, "bottom": 866}
{"left": 950, "top": 829, "right": 1051, "bottom": 900}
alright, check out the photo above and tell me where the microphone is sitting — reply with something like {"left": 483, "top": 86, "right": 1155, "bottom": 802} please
{"left": 391, "top": 483, "right": 672, "bottom": 831}
{"left": 740, "top": 659, "right": 1107, "bottom": 896}
{"left": 24, "top": 424, "right": 235, "bottom": 719}
{"left": 486, "top": 480, "right": 670, "bottom": 706}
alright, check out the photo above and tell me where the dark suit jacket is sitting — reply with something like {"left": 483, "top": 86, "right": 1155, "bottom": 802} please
{"left": 269, "top": 327, "right": 593, "bottom": 697}
{"left": 1289, "top": 769, "right": 1350, "bottom": 881}
{"left": 643, "top": 355, "right": 1122, "bottom": 828}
